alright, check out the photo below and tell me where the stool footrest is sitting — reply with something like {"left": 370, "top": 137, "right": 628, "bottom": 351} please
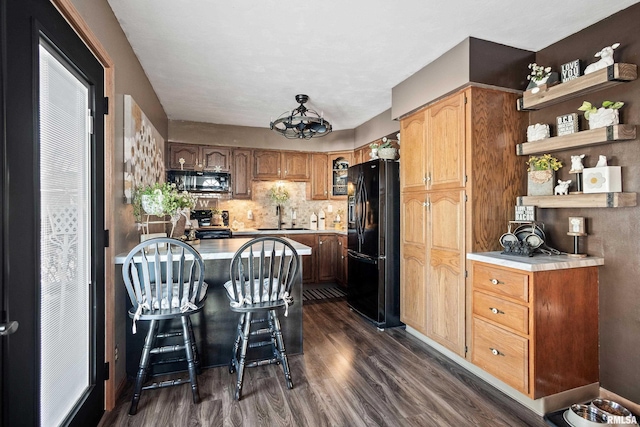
{"left": 142, "top": 377, "right": 189, "bottom": 390}
{"left": 151, "top": 344, "right": 186, "bottom": 354}
{"left": 156, "top": 331, "right": 183, "bottom": 339}
{"left": 246, "top": 357, "right": 279, "bottom": 368}
{"left": 250, "top": 328, "right": 272, "bottom": 336}
{"left": 152, "top": 356, "right": 187, "bottom": 365}
{"left": 249, "top": 340, "right": 272, "bottom": 349}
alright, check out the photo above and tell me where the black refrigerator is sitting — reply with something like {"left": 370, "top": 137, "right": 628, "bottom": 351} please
{"left": 347, "top": 159, "right": 402, "bottom": 329}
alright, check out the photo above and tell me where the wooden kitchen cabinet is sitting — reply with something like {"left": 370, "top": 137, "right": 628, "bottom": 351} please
{"left": 231, "top": 149, "right": 252, "bottom": 199}
{"left": 470, "top": 260, "right": 599, "bottom": 398}
{"left": 310, "top": 153, "right": 329, "bottom": 200}
{"left": 253, "top": 150, "right": 310, "bottom": 181}
{"left": 317, "top": 234, "right": 338, "bottom": 282}
{"left": 399, "top": 87, "right": 527, "bottom": 357}
{"left": 287, "top": 233, "right": 317, "bottom": 284}
{"left": 168, "top": 143, "right": 230, "bottom": 171}
{"left": 336, "top": 234, "right": 347, "bottom": 286}
{"left": 328, "top": 152, "right": 352, "bottom": 199}
{"left": 353, "top": 144, "right": 369, "bottom": 165}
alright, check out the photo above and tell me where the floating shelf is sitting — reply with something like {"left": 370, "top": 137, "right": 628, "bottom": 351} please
{"left": 517, "top": 192, "right": 637, "bottom": 208}
{"left": 517, "top": 63, "right": 637, "bottom": 111}
{"left": 516, "top": 124, "right": 637, "bottom": 156}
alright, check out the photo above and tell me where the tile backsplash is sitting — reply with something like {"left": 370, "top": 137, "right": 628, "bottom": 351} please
{"left": 194, "top": 181, "right": 348, "bottom": 230}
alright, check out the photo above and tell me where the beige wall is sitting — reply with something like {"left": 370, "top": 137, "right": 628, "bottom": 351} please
{"left": 354, "top": 108, "right": 399, "bottom": 148}
{"left": 70, "top": 0, "right": 168, "bottom": 389}
{"left": 170, "top": 120, "right": 355, "bottom": 152}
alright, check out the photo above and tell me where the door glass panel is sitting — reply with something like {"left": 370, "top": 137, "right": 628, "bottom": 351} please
{"left": 39, "top": 42, "right": 91, "bottom": 427}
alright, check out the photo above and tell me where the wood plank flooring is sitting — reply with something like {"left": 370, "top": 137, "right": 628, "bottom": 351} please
{"left": 99, "top": 300, "right": 549, "bottom": 426}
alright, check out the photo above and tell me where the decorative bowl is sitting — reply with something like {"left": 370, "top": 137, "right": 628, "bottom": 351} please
{"left": 378, "top": 147, "right": 397, "bottom": 160}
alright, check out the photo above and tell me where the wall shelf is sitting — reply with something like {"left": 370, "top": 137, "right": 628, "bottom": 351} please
{"left": 517, "top": 192, "right": 637, "bottom": 208}
{"left": 516, "top": 124, "right": 637, "bottom": 155}
{"left": 517, "top": 63, "right": 637, "bottom": 111}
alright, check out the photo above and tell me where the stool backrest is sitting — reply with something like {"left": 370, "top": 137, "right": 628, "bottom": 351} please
{"left": 228, "top": 237, "right": 299, "bottom": 304}
{"left": 122, "top": 237, "right": 205, "bottom": 312}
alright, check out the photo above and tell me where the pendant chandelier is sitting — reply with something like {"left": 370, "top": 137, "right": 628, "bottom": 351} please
{"left": 270, "top": 94, "right": 332, "bottom": 139}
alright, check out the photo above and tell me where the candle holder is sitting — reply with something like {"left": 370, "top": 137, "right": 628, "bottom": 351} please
{"left": 567, "top": 217, "right": 587, "bottom": 258}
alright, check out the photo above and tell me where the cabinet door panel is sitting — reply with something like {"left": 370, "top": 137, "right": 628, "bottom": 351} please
{"left": 425, "top": 190, "right": 466, "bottom": 356}
{"left": 311, "top": 153, "right": 328, "bottom": 200}
{"left": 400, "top": 111, "right": 427, "bottom": 192}
{"left": 427, "top": 92, "right": 466, "bottom": 190}
{"left": 400, "top": 192, "right": 427, "bottom": 332}
{"left": 232, "top": 149, "right": 252, "bottom": 199}
{"left": 253, "top": 150, "right": 281, "bottom": 179}
{"left": 283, "top": 152, "right": 310, "bottom": 180}
{"left": 201, "top": 147, "right": 230, "bottom": 171}
{"left": 168, "top": 144, "right": 198, "bottom": 170}
{"left": 286, "top": 234, "right": 316, "bottom": 284}
{"left": 317, "top": 234, "right": 337, "bottom": 282}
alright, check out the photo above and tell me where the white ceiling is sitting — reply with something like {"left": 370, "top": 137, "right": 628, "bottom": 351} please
{"left": 107, "top": 0, "right": 639, "bottom": 131}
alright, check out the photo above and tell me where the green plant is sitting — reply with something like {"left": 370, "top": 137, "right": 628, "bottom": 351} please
{"left": 527, "top": 154, "right": 563, "bottom": 172}
{"left": 578, "top": 100, "right": 624, "bottom": 120}
{"left": 527, "top": 63, "right": 552, "bottom": 82}
{"left": 369, "top": 142, "right": 379, "bottom": 149}
{"left": 210, "top": 208, "right": 222, "bottom": 215}
{"left": 132, "top": 182, "right": 196, "bottom": 221}
{"left": 269, "top": 183, "right": 290, "bottom": 204}
{"left": 380, "top": 137, "right": 394, "bottom": 148}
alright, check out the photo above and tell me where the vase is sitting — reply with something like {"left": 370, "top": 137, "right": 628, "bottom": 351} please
{"left": 378, "top": 147, "right": 397, "bottom": 160}
{"left": 141, "top": 194, "right": 165, "bottom": 216}
{"left": 370, "top": 148, "right": 379, "bottom": 159}
{"left": 528, "top": 169, "right": 554, "bottom": 196}
{"left": 588, "top": 108, "right": 619, "bottom": 130}
{"left": 170, "top": 208, "right": 190, "bottom": 238}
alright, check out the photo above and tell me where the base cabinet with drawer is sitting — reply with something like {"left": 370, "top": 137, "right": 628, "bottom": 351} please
{"left": 470, "top": 260, "right": 599, "bottom": 399}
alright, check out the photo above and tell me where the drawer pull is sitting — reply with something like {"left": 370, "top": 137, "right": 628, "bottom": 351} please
{"left": 490, "top": 278, "right": 504, "bottom": 285}
{"left": 489, "top": 307, "right": 504, "bottom": 315}
{"left": 489, "top": 347, "right": 504, "bottom": 356}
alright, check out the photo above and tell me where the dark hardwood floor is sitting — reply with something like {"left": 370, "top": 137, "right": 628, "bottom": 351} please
{"left": 99, "top": 299, "right": 549, "bottom": 426}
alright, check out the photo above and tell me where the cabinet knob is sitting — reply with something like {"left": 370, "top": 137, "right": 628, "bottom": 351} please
{"left": 490, "top": 278, "right": 503, "bottom": 285}
{"left": 489, "top": 347, "right": 504, "bottom": 356}
{"left": 278, "top": 168, "right": 281, "bottom": 174}
{"left": 489, "top": 307, "right": 504, "bottom": 315}
{"left": 285, "top": 170, "right": 288, "bottom": 175}
{"left": 423, "top": 200, "right": 430, "bottom": 208}
{"left": 319, "top": 241, "right": 323, "bottom": 245}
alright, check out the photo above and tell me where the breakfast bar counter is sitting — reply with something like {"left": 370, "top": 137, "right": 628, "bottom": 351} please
{"left": 116, "top": 237, "right": 311, "bottom": 377}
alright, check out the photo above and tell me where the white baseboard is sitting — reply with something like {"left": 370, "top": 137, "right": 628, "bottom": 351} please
{"left": 404, "top": 326, "right": 599, "bottom": 416}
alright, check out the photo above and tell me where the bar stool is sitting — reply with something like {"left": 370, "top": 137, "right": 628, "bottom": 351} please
{"left": 122, "top": 237, "right": 207, "bottom": 415}
{"left": 224, "top": 237, "right": 300, "bottom": 400}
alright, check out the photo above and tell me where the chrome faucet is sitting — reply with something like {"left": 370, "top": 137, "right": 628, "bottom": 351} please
{"left": 291, "top": 208, "right": 296, "bottom": 228}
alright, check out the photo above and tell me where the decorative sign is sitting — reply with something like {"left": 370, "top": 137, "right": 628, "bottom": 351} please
{"left": 561, "top": 59, "right": 581, "bottom": 82}
{"left": 556, "top": 113, "right": 579, "bottom": 136}
{"left": 515, "top": 206, "right": 536, "bottom": 222}
{"left": 568, "top": 217, "right": 585, "bottom": 234}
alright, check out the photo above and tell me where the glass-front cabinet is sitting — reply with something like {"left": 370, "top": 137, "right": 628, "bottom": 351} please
{"left": 329, "top": 152, "right": 352, "bottom": 198}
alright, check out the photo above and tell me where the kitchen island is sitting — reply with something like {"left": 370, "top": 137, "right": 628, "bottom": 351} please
{"left": 115, "top": 237, "right": 311, "bottom": 377}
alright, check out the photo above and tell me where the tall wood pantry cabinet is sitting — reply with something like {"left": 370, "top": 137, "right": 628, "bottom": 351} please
{"left": 399, "top": 87, "right": 527, "bottom": 357}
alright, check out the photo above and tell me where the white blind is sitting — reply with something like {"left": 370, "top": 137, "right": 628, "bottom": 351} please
{"left": 39, "top": 43, "right": 91, "bottom": 427}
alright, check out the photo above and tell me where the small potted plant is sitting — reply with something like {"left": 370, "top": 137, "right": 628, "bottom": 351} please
{"left": 378, "top": 137, "right": 397, "bottom": 160}
{"left": 210, "top": 208, "right": 223, "bottom": 226}
{"left": 133, "top": 182, "right": 196, "bottom": 237}
{"left": 578, "top": 100, "right": 624, "bottom": 129}
{"left": 527, "top": 154, "right": 563, "bottom": 196}
{"left": 369, "top": 142, "right": 379, "bottom": 159}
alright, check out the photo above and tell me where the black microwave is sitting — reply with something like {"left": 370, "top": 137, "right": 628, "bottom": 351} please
{"left": 167, "top": 170, "right": 231, "bottom": 193}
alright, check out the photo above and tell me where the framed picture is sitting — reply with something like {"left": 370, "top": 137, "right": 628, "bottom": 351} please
{"left": 568, "top": 217, "right": 585, "bottom": 234}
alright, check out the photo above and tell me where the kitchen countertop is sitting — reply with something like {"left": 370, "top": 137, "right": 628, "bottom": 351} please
{"left": 115, "top": 237, "right": 312, "bottom": 263}
{"left": 467, "top": 251, "right": 604, "bottom": 272}
{"left": 232, "top": 228, "right": 347, "bottom": 236}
